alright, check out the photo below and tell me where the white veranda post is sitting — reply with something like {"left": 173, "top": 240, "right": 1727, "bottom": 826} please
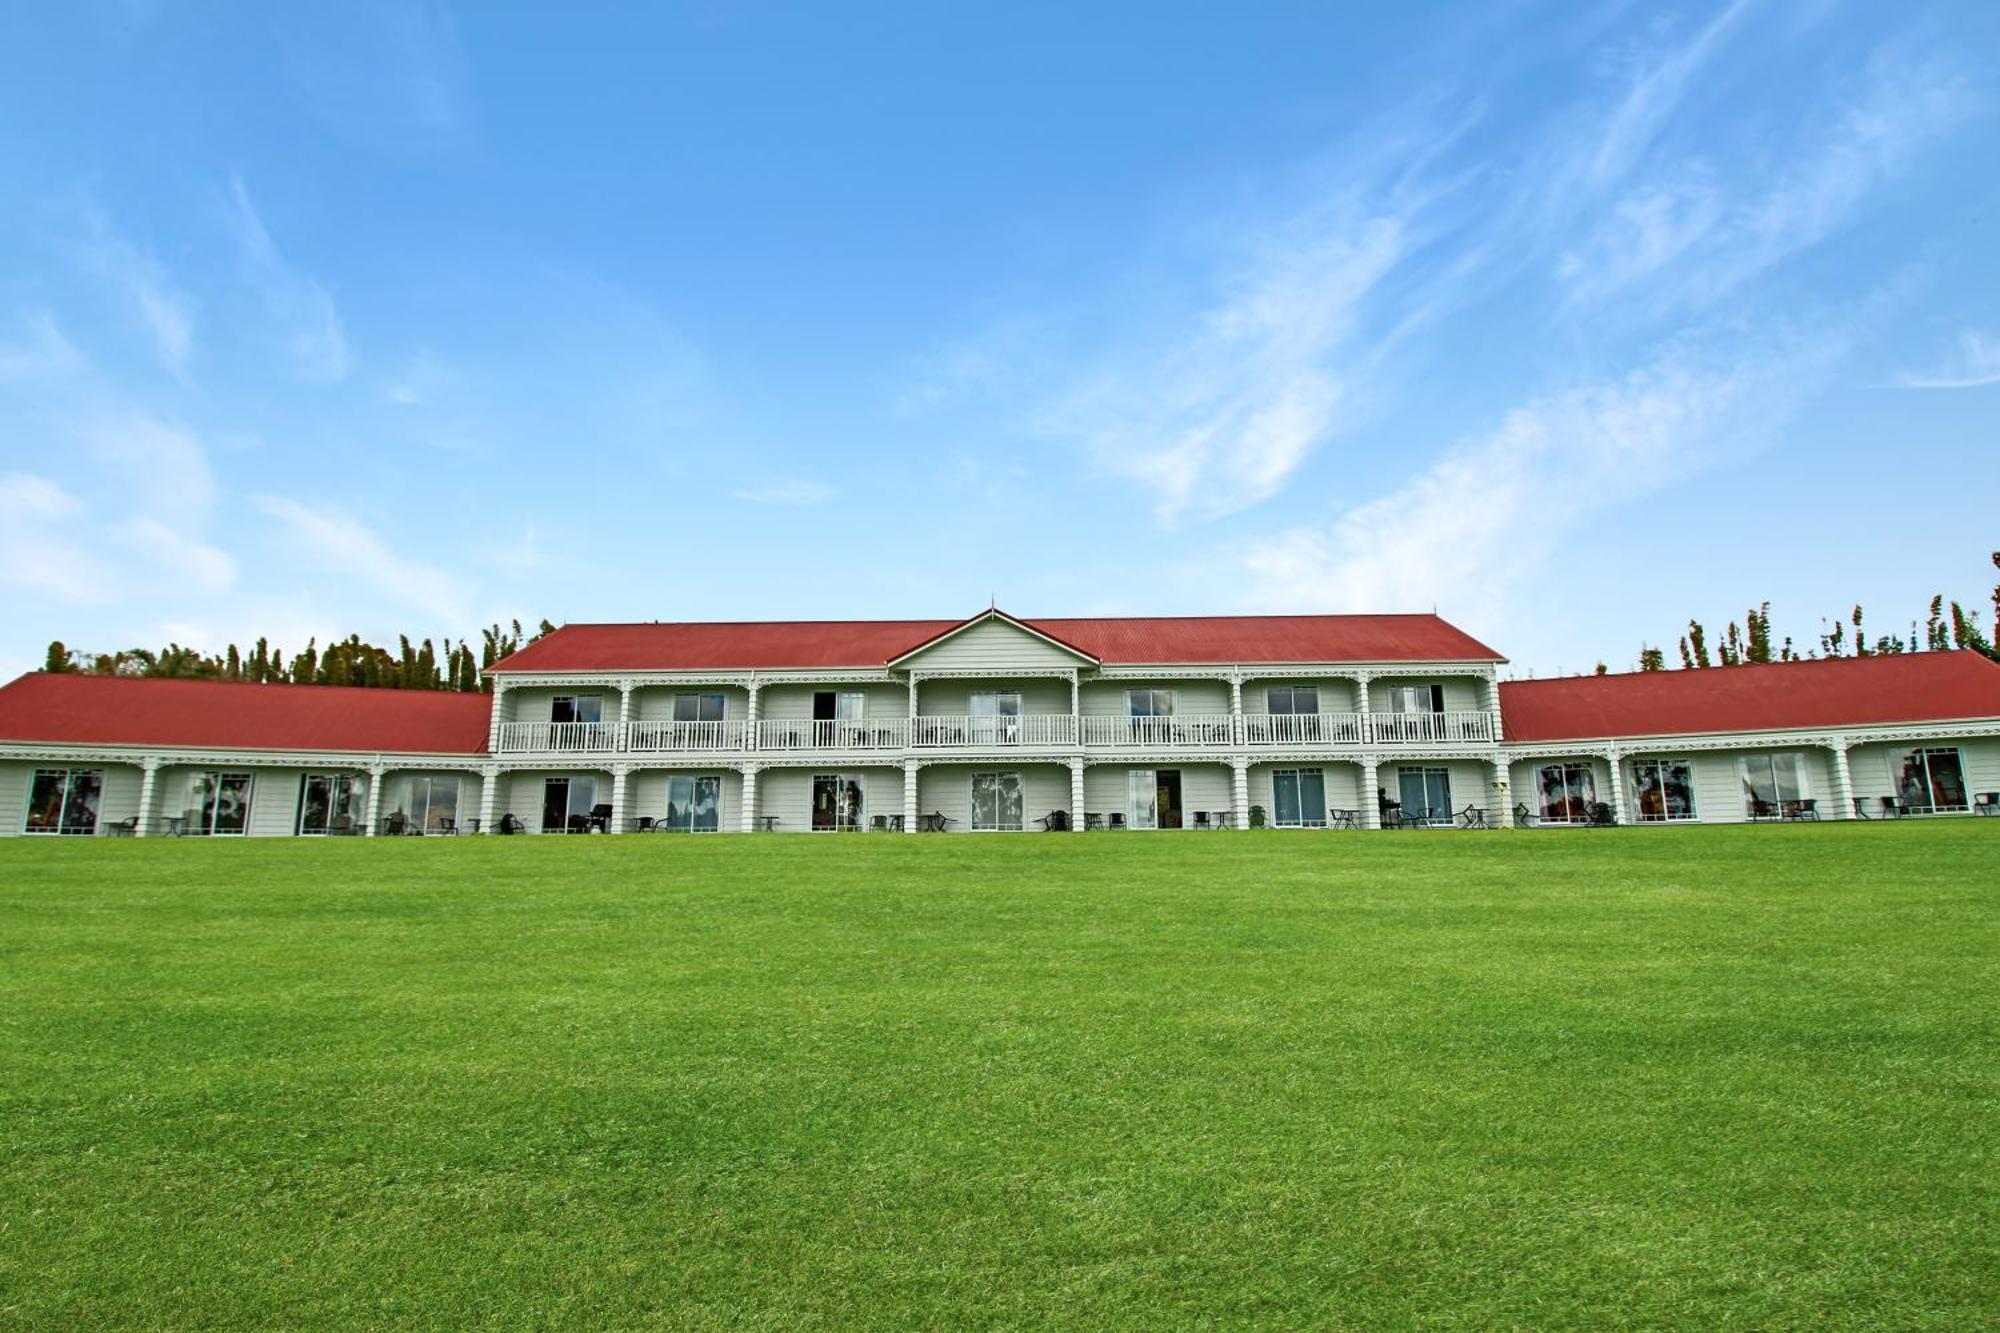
{"left": 1359, "top": 758, "right": 1379, "bottom": 829}
{"left": 136, "top": 756, "right": 160, "bottom": 837}
{"left": 1829, "top": 742, "right": 1855, "bottom": 818}
{"left": 1231, "top": 759, "right": 1249, "bottom": 829}
{"left": 903, "top": 760, "right": 920, "bottom": 833}
{"left": 364, "top": 764, "right": 386, "bottom": 836}
{"left": 1069, "top": 759, "right": 1086, "bottom": 830}
{"left": 479, "top": 765, "right": 499, "bottom": 833}
{"left": 1605, "top": 752, "right": 1627, "bottom": 822}
{"left": 740, "top": 764, "right": 759, "bottom": 833}
{"left": 609, "top": 764, "right": 629, "bottom": 834}
{"left": 1490, "top": 758, "right": 1512, "bottom": 827}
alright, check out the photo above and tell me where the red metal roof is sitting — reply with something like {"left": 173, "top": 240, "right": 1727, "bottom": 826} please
{"left": 1501, "top": 652, "right": 2000, "bottom": 743}
{"left": 489, "top": 613, "right": 1503, "bottom": 672}
{"left": 0, "top": 673, "right": 492, "bottom": 755}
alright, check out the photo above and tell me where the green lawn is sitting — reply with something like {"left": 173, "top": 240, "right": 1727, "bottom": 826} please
{"left": 2, "top": 825, "right": 1995, "bottom": 1329}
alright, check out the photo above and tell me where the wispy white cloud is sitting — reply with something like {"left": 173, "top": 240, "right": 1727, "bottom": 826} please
{"left": 0, "top": 473, "right": 113, "bottom": 606}
{"left": 285, "top": 1, "right": 473, "bottom": 151}
{"left": 223, "top": 176, "right": 352, "bottom": 381}
{"left": 1235, "top": 327, "right": 1849, "bottom": 618}
{"left": 1895, "top": 329, "right": 2000, "bottom": 389}
{"left": 76, "top": 212, "right": 195, "bottom": 374}
{"left": 0, "top": 312, "right": 85, "bottom": 381}
{"left": 114, "top": 518, "right": 236, "bottom": 594}
{"left": 1035, "top": 203, "right": 1412, "bottom": 524}
{"left": 1587, "top": 0, "right": 1760, "bottom": 186}
{"left": 81, "top": 413, "right": 217, "bottom": 523}
{"left": 253, "top": 494, "right": 471, "bottom": 625}
{"left": 733, "top": 479, "right": 835, "bottom": 506}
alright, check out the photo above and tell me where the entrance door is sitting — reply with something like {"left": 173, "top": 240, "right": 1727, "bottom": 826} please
{"left": 1397, "top": 767, "right": 1451, "bottom": 824}
{"left": 812, "top": 774, "right": 864, "bottom": 830}
{"left": 969, "top": 771, "right": 1024, "bottom": 830}
{"left": 1155, "top": 769, "right": 1183, "bottom": 829}
{"left": 666, "top": 775, "right": 723, "bottom": 831}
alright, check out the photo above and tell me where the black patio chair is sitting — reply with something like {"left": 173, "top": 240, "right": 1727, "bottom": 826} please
{"left": 1974, "top": 792, "right": 1998, "bottom": 816}
{"left": 498, "top": 812, "right": 525, "bottom": 835}
{"left": 1084, "top": 812, "right": 1105, "bottom": 830}
{"left": 1108, "top": 813, "right": 1126, "bottom": 830}
{"left": 103, "top": 816, "right": 138, "bottom": 837}
{"left": 1037, "top": 810, "right": 1070, "bottom": 832}
{"left": 1513, "top": 802, "right": 1536, "bottom": 828}
{"left": 1747, "top": 798, "right": 1777, "bottom": 822}
{"left": 1879, "top": 795, "right": 1906, "bottom": 819}
{"left": 586, "top": 804, "right": 613, "bottom": 833}
{"left": 1583, "top": 802, "right": 1617, "bottom": 827}
{"left": 1785, "top": 799, "right": 1818, "bottom": 821}
{"left": 1191, "top": 810, "right": 1211, "bottom": 830}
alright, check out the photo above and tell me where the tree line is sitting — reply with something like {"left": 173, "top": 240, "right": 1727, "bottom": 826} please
{"left": 1624, "top": 550, "right": 2000, "bottom": 673}
{"left": 39, "top": 620, "right": 557, "bottom": 693}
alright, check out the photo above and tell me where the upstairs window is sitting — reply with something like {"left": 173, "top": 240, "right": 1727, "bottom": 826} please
{"left": 673, "top": 692, "right": 726, "bottom": 722}
{"left": 1127, "top": 688, "right": 1175, "bottom": 717}
{"left": 551, "top": 694, "right": 603, "bottom": 724}
{"left": 1266, "top": 685, "right": 1319, "bottom": 715}
{"left": 1386, "top": 685, "right": 1444, "bottom": 714}
{"left": 812, "top": 691, "right": 866, "bottom": 720}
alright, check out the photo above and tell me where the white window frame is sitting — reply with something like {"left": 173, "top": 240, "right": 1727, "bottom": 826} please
{"left": 1739, "top": 752, "right": 1812, "bottom": 818}
{"left": 811, "top": 772, "right": 867, "bottom": 831}
{"left": 1534, "top": 761, "right": 1597, "bottom": 825}
{"left": 185, "top": 771, "right": 254, "bottom": 836}
{"left": 1270, "top": 768, "right": 1327, "bottom": 828}
{"left": 1126, "top": 688, "right": 1175, "bottom": 717}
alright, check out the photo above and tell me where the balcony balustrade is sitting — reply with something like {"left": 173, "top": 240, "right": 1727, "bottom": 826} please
{"left": 491, "top": 708, "right": 1495, "bottom": 755}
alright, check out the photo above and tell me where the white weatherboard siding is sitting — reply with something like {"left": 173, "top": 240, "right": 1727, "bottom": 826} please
{"left": 1241, "top": 678, "right": 1366, "bottom": 714}
{"left": 632, "top": 685, "right": 753, "bottom": 721}
{"left": 897, "top": 618, "right": 1091, "bottom": 672}
{"left": 916, "top": 763, "right": 1071, "bottom": 830}
{"left": 1079, "top": 680, "right": 1231, "bottom": 717}
{"left": 758, "top": 684, "right": 907, "bottom": 721}
{"left": 917, "top": 679, "right": 1072, "bottom": 715}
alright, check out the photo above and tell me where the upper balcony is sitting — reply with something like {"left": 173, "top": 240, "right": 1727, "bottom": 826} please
{"left": 490, "top": 709, "right": 1495, "bottom": 756}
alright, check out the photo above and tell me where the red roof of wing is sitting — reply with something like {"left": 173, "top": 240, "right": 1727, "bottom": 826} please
{"left": 490, "top": 613, "right": 1502, "bottom": 672}
{"left": 0, "top": 673, "right": 491, "bottom": 755}
{"left": 1500, "top": 652, "right": 2000, "bottom": 743}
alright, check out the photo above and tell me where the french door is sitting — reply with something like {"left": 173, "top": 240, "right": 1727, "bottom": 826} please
{"left": 1535, "top": 762, "right": 1595, "bottom": 824}
{"left": 969, "top": 772, "right": 1024, "bottom": 830}
{"left": 1396, "top": 767, "right": 1451, "bottom": 825}
{"left": 1127, "top": 769, "right": 1182, "bottom": 829}
{"left": 665, "top": 775, "right": 723, "bottom": 831}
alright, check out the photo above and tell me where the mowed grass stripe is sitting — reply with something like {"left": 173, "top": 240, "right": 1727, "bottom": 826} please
{"left": 1, "top": 824, "right": 1994, "bottom": 1329}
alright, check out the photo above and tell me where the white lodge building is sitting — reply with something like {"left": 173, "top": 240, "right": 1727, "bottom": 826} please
{"left": 2, "top": 609, "right": 1998, "bottom": 837}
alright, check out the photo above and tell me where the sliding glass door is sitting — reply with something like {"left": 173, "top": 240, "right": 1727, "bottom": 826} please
{"left": 665, "top": 775, "right": 723, "bottom": 831}
{"left": 969, "top": 691, "right": 1023, "bottom": 745}
{"left": 1396, "top": 767, "right": 1452, "bottom": 824}
{"left": 1271, "top": 768, "right": 1326, "bottom": 827}
{"left": 541, "top": 776, "right": 597, "bottom": 832}
{"left": 1535, "top": 762, "right": 1596, "bottom": 824}
{"left": 399, "top": 776, "right": 460, "bottom": 833}
{"left": 1630, "top": 759, "right": 1697, "bottom": 822}
{"left": 296, "top": 773, "right": 361, "bottom": 834}
{"left": 1892, "top": 747, "right": 1967, "bottom": 812}
{"left": 186, "top": 772, "right": 252, "bottom": 835}
{"left": 25, "top": 768, "right": 103, "bottom": 835}
{"left": 969, "top": 772, "right": 1024, "bottom": 830}
{"left": 1739, "top": 752, "right": 1808, "bottom": 818}
{"left": 811, "top": 774, "right": 865, "bottom": 831}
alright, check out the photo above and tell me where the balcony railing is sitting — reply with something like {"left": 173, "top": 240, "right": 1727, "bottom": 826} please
{"left": 1366, "top": 710, "right": 1494, "bottom": 744}
{"left": 913, "top": 714, "right": 1078, "bottom": 748}
{"left": 627, "top": 719, "right": 748, "bottom": 752}
{"left": 1080, "top": 714, "right": 1238, "bottom": 747}
{"left": 756, "top": 718, "right": 912, "bottom": 751}
{"left": 491, "top": 708, "right": 1497, "bottom": 754}
{"left": 495, "top": 721, "right": 623, "bottom": 753}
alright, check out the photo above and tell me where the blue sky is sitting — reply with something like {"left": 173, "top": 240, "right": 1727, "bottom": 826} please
{"left": 2, "top": 1, "right": 1997, "bottom": 679}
